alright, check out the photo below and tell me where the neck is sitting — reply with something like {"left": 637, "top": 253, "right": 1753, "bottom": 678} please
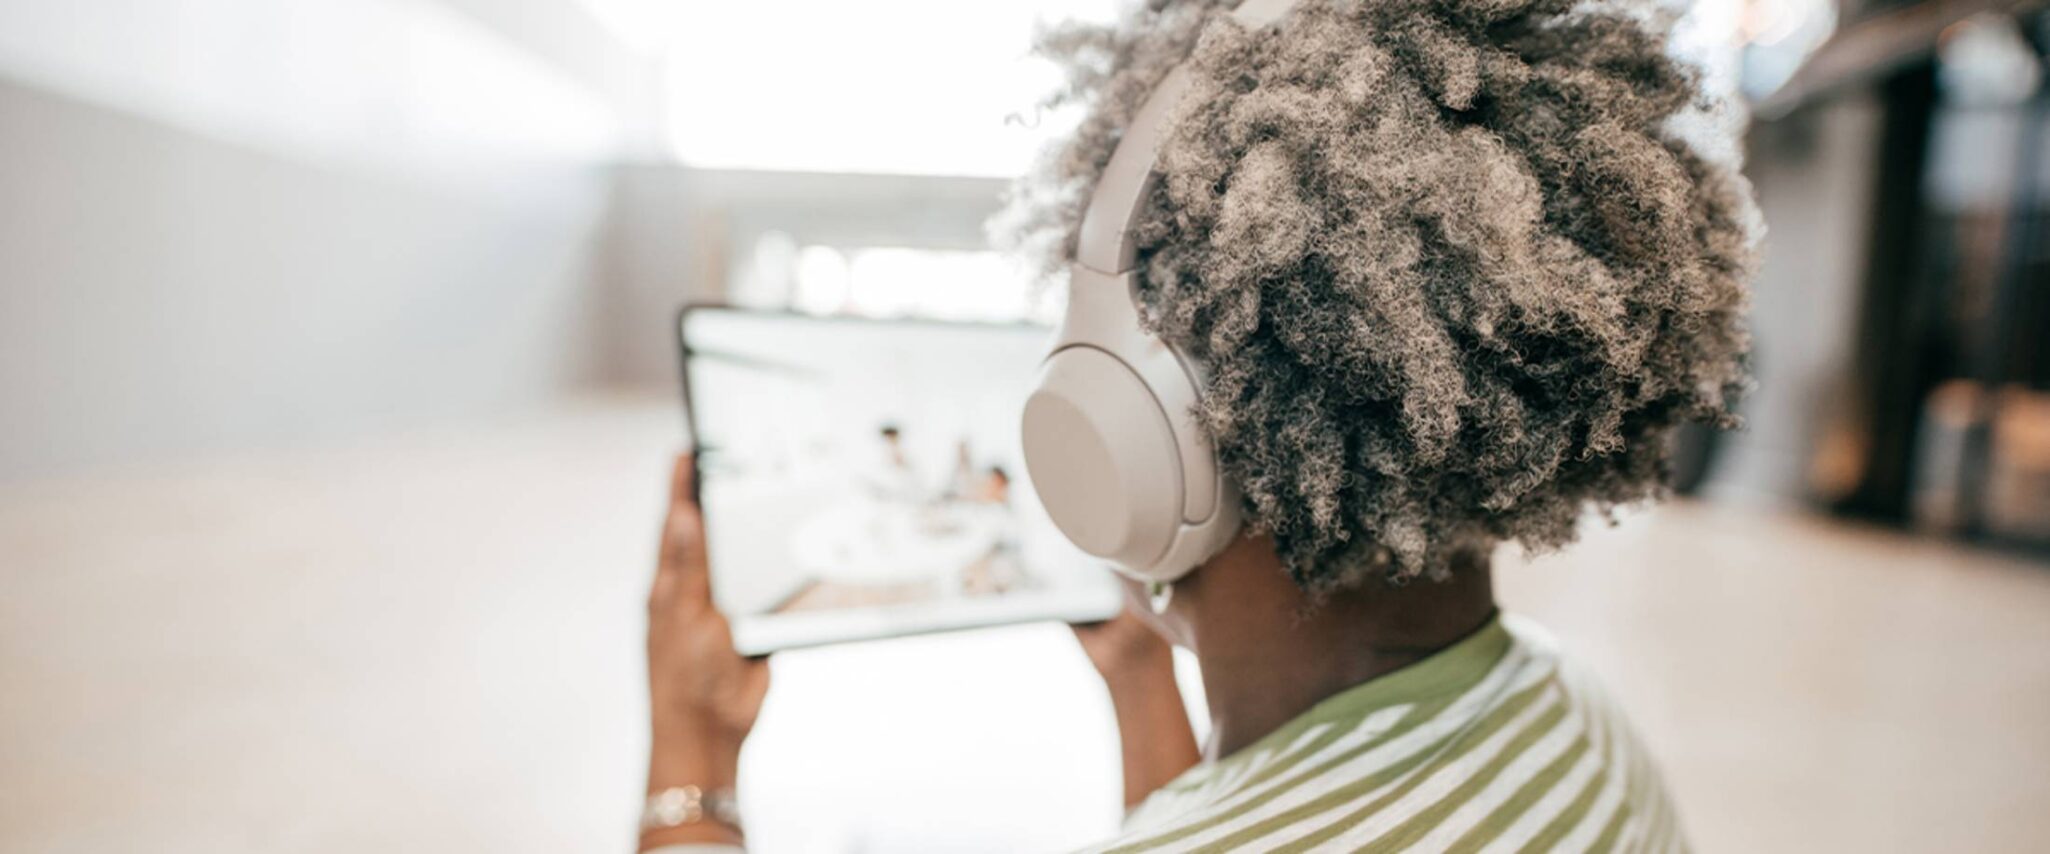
{"left": 1183, "top": 547, "right": 1497, "bottom": 761}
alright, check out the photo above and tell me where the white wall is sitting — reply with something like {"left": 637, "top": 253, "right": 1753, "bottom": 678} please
{"left": 598, "top": 167, "right": 1010, "bottom": 384}
{"left": 0, "top": 0, "right": 655, "bottom": 478}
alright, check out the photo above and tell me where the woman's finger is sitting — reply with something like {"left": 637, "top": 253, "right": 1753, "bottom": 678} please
{"left": 657, "top": 453, "right": 714, "bottom": 606}
{"left": 657, "top": 454, "right": 691, "bottom": 574}
{"left": 658, "top": 456, "right": 709, "bottom": 567}
{"left": 741, "top": 656, "right": 771, "bottom": 706}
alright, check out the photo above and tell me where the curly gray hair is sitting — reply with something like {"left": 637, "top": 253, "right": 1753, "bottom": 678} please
{"left": 998, "top": 0, "right": 1759, "bottom": 591}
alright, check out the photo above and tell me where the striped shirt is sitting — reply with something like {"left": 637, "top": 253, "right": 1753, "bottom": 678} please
{"left": 1084, "top": 616, "right": 1685, "bottom": 853}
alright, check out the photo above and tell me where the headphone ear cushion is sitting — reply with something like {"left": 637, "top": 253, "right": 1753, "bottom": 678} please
{"left": 1022, "top": 347, "right": 1184, "bottom": 574}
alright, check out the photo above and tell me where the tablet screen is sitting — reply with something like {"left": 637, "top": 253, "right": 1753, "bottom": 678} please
{"left": 679, "top": 308, "right": 1121, "bottom": 654}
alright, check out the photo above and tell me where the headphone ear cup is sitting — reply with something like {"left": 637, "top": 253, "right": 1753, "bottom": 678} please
{"left": 1021, "top": 347, "right": 1184, "bottom": 574}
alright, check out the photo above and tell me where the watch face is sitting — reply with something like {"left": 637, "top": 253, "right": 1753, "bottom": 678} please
{"left": 643, "top": 786, "right": 710, "bottom": 830}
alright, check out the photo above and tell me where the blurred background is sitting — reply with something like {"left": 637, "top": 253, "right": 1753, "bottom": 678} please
{"left": 1, "top": 0, "right": 2046, "bottom": 851}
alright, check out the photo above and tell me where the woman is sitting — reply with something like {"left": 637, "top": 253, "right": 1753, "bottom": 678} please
{"left": 642, "top": 0, "right": 1754, "bottom": 850}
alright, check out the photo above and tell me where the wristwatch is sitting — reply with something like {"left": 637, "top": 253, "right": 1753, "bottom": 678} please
{"left": 641, "top": 785, "right": 742, "bottom": 834}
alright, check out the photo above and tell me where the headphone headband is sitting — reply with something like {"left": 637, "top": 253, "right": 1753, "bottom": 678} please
{"left": 1022, "top": 0, "right": 1303, "bottom": 583}
{"left": 1073, "top": 0, "right": 1304, "bottom": 275}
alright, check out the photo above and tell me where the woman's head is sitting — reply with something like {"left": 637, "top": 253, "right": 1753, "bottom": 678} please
{"left": 1001, "top": 0, "right": 1758, "bottom": 594}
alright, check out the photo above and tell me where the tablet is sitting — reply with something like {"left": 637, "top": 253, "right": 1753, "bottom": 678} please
{"left": 677, "top": 306, "right": 1123, "bottom": 654}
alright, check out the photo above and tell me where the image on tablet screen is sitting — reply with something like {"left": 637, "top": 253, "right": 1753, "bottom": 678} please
{"left": 681, "top": 309, "right": 1118, "bottom": 651}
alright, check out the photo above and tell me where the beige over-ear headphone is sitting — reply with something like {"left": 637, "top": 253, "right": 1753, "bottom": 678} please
{"left": 1021, "top": 0, "right": 1302, "bottom": 584}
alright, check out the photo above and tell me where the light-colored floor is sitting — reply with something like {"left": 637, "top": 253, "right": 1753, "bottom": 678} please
{"left": 2, "top": 393, "right": 2046, "bottom": 853}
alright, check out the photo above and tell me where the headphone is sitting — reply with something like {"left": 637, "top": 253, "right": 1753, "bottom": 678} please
{"left": 1021, "top": 0, "right": 1302, "bottom": 584}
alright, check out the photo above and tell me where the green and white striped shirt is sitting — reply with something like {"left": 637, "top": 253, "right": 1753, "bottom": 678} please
{"left": 1086, "top": 616, "right": 1685, "bottom": 853}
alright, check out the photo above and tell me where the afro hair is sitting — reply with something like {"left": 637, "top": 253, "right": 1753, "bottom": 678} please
{"left": 997, "top": 0, "right": 1760, "bottom": 592}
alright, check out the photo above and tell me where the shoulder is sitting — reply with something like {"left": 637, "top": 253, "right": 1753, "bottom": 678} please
{"left": 1084, "top": 615, "right": 1688, "bottom": 852}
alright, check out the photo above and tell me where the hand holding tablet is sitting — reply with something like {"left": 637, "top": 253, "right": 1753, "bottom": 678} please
{"left": 642, "top": 453, "right": 763, "bottom": 848}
